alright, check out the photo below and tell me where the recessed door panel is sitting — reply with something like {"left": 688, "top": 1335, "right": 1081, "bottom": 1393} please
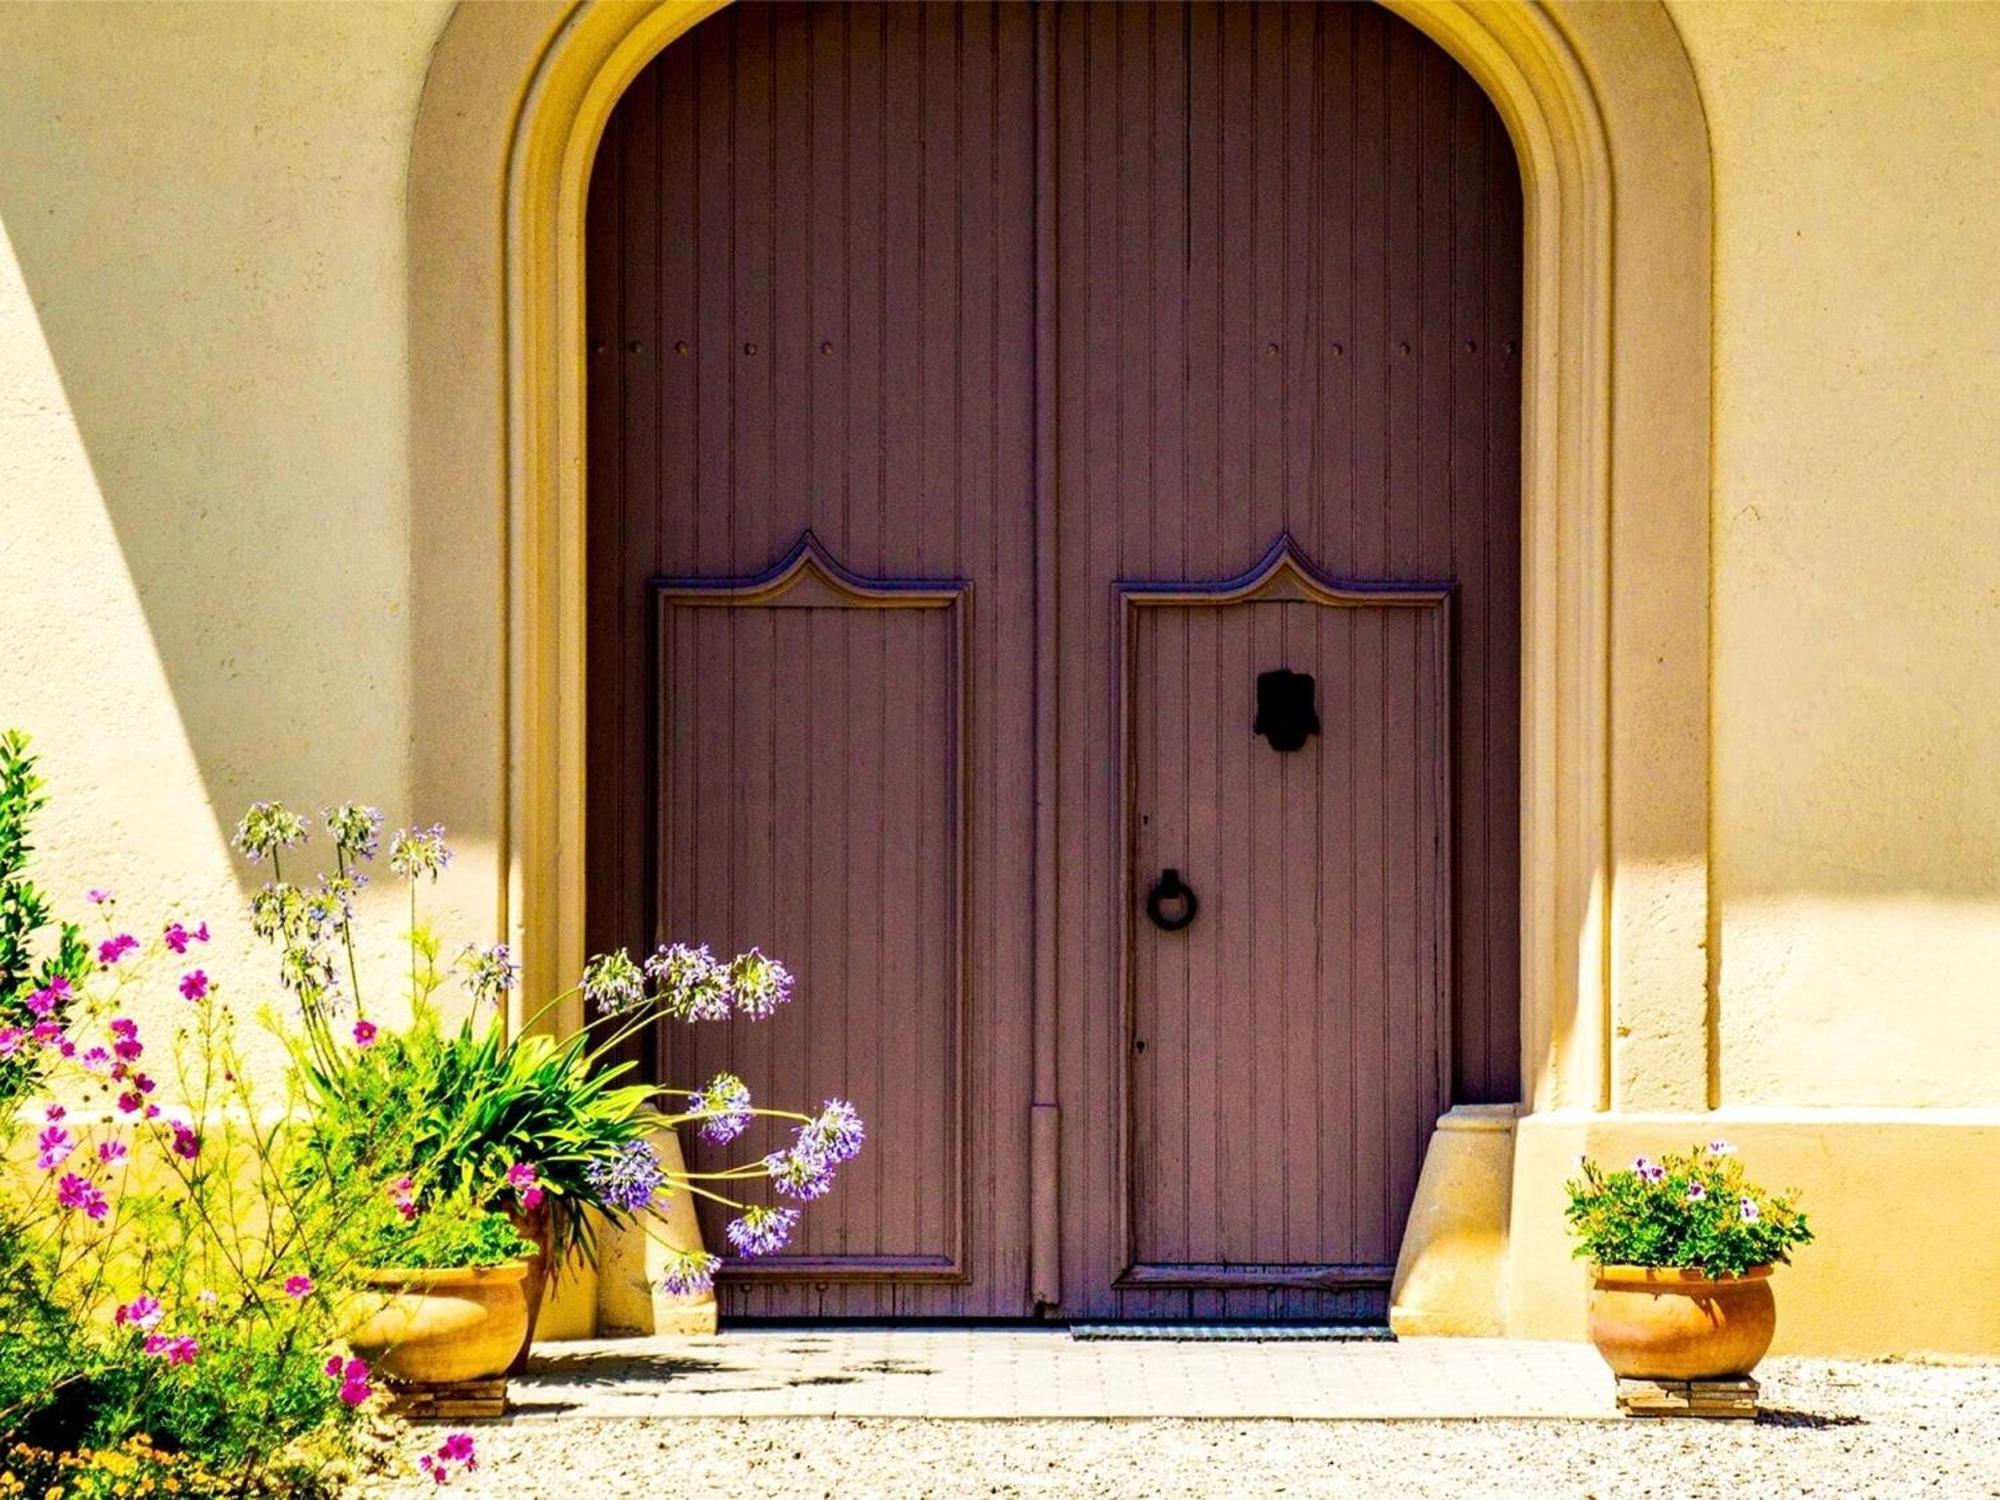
{"left": 1124, "top": 581, "right": 1450, "bottom": 1317}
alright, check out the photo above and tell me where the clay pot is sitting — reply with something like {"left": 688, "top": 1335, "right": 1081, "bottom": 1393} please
{"left": 347, "top": 1262, "right": 530, "bottom": 1384}
{"left": 1587, "top": 1263, "right": 1776, "bottom": 1380}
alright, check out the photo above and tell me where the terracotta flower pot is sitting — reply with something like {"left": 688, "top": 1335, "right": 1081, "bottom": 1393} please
{"left": 1587, "top": 1263, "right": 1776, "bottom": 1380}
{"left": 347, "top": 1262, "right": 531, "bottom": 1384}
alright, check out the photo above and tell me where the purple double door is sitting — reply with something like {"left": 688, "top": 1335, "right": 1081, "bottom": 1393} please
{"left": 584, "top": 0, "right": 1523, "bottom": 1322}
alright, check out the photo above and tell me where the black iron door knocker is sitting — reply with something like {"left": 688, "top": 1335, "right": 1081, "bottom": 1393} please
{"left": 1145, "top": 868, "right": 1199, "bottom": 932}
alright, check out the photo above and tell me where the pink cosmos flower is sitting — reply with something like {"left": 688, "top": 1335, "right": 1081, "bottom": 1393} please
{"left": 170, "top": 1123, "right": 201, "bottom": 1160}
{"left": 504, "top": 1160, "right": 544, "bottom": 1210}
{"left": 43, "top": 1104, "right": 65, "bottom": 1122}
{"left": 97, "top": 933, "right": 139, "bottom": 966}
{"left": 88, "top": 887, "right": 113, "bottom": 904}
{"left": 390, "top": 1176, "right": 418, "bottom": 1221}
{"left": 24, "top": 978, "right": 66, "bottom": 1017}
{"left": 144, "top": 1333, "right": 199, "bottom": 1365}
{"left": 81, "top": 1046, "right": 113, "bottom": 1074}
{"left": 56, "top": 1173, "right": 109, "bottom": 1220}
{"left": 352, "top": 1020, "right": 378, "bottom": 1049}
{"left": 163, "top": 921, "right": 210, "bottom": 954}
{"left": 179, "top": 970, "right": 209, "bottom": 1001}
{"left": 98, "top": 1139, "right": 129, "bottom": 1165}
{"left": 35, "top": 1126, "right": 73, "bottom": 1171}
{"left": 116, "top": 1295, "right": 164, "bottom": 1330}
{"left": 328, "top": 1355, "right": 374, "bottom": 1407}
{"left": 284, "top": 1274, "right": 314, "bottom": 1299}
{"left": 32, "top": 1020, "right": 63, "bottom": 1046}
{"left": 0, "top": 1027, "right": 24, "bottom": 1058}
{"left": 110, "top": 1019, "right": 143, "bottom": 1062}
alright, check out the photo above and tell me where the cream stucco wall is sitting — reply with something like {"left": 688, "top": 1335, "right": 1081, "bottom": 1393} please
{"left": 0, "top": 1, "right": 480, "bottom": 1067}
{"left": 1668, "top": 0, "right": 2000, "bottom": 1108}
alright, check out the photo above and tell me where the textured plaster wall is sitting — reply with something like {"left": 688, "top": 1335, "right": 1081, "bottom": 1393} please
{"left": 1667, "top": 0, "right": 2000, "bottom": 1107}
{"left": 0, "top": 1, "right": 468, "bottom": 1075}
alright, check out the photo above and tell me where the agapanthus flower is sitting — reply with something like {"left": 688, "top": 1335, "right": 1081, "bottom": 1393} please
{"left": 686, "top": 1072, "right": 753, "bottom": 1145}
{"left": 179, "top": 969, "right": 209, "bottom": 1001}
{"left": 162, "top": 921, "right": 210, "bottom": 955}
{"left": 57, "top": 1173, "right": 108, "bottom": 1220}
{"left": 1740, "top": 1197, "right": 1760, "bottom": 1223}
{"left": 24, "top": 977, "right": 68, "bottom": 1016}
{"left": 655, "top": 1247, "right": 721, "bottom": 1297}
{"left": 725, "top": 1205, "right": 800, "bottom": 1258}
{"left": 460, "top": 943, "right": 519, "bottom": 1009}
{"left": 583, "top": 1140, "right": 668, "bottom": 1212}
{"left": 323, "top": 803, "right": 384, "bottom": 861}
{"left": 763, "top": 1145, "right": 836, "bottom": 1202}
{"left": 795, "top": 1099, "right": 865, "bottom": 1165}
{"left": 96, "top": 933, "right": 139, "bottom": 966}
{"left": 646, "top": 943, "right": 731, "bottom": 1020}
{"left": 353, "top": 1020, "right": 378, "bottom": 1048}
{"left": 727, "top": 948, "right": 794, "bottom": 1020}
{"left": 387, "top": 823, "right": 452, "bottom": 881}
{"left": 233, "top": 801, "right": 310, "bottom": 862}
{"left": 284, "top": 1274, "right": 314, "bottom": 1299}
{"left": 35, "top": 1126, "right": 73, "bottom": 1171}
{"left": 98, "top": 1139, "right": 128, "bottom": 1165}
{"left": 582, "top": 948, "right": 648, "bottom": 1015}
{"left": 116, "top": 1295, "right": 164, "bottom": 1330}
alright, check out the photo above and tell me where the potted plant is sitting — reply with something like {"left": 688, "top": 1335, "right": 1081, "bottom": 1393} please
{"left": 1565, "top": 1143, "right": 1813, "bottom": 1379}
{"left": 242, "top": 804, "right": 866, "bottom": 1375}
{"left": 343, "top": 1190, "right": 537, "bottom": 1384}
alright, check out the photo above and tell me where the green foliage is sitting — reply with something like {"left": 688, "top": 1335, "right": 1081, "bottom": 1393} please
{"left": 0, "top": 733, "right": 88, "bottom": 1105}
{"left": 347, "top": 1192, "right": 533, "bottom": 1272}
{"left": 0, "top": 1435, "right": 268, "bottom": 1500}
{"left": 1565, "top": 1144, "right": 1814, "bottom": 1277}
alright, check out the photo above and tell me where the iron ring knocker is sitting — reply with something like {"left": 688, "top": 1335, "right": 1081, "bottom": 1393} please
{"left": 1145, "top": 868, "right": 1199, "bottom": 933}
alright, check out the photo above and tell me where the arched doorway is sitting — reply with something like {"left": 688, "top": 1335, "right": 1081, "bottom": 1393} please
{"left": 582, "top": 1, "right": 1523, "bottom": 1322}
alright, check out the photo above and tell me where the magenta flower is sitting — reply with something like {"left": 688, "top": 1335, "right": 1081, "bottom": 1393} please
{"left": 110, "top": 1018, "right": 143, "bottom": 1061}
{"left": 81, "top": 1047, "right": 113, "bottom": 1075}
{"left": 32, "top": 1020, "right": 62, "bottom": 1046}
{"left": 284, "top": 1274, "right": 314, "bottom": 1299}
{"left": 43, "top": 1105, "right": 64, "bottom": 1122}
{"left": 35, "top": 1126, "right": 74, "bottom": 1171}
{"left": 328, "top": 1354, "right": 374, "bottom": 1406}
{"left": 88, "top": 887, "right": 113, "bottom": 904}
{"left": 97, "top": 933, "right": 139, "bottom": 966}
{"left": 389, "top": 1176, "right": 418, "bottom": 1221}
{"left": 169, "top": 1122, "right": 201, "bottom": 1160}
{"left": 98, "top": 1139, "right": 129, "bottom": 1165}
{"left": 56, "top": 1174, "right": 109, "bottom": 1220}
{"left": 179, "top": 970, "right": 210, "bottom": 1001}
{"left": 504, "top": 1161, "right": 543, "bottom": 1211}
{"left": 162, "top": 920, "right": 210, "bottom": 954}
{"left": 422, "top": 1431, "right": 479, "bottom": 1483}
{"left": 352, "top": 1019, "right": 378, "bottom": 1048}
{"left": 144, "top": 1333, "right": 199, "bottom": 1365}
{"left": 116, "top": 1295, "right": 164, "bottom": 1330}
{"left": 0, "top": 1027, "right": 24, "bottom": 1058}
{"left": 24, "top": 978, "right": 67, "bottom": 1016}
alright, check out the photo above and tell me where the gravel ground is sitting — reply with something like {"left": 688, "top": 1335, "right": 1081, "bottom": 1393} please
{"left": 354, "top": 1359, "right": 2000, "bottom": 1499}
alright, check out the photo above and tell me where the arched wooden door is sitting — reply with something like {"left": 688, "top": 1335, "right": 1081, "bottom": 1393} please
{"left": 584, "top": 0, "right": 1522, "bottom": 1322}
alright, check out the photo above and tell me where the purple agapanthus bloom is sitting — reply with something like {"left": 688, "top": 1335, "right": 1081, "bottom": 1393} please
{"left": 583, "top": 1140, "right": 667, "bottom": 1212}
{"left": 646, "top": 943, "right": 732, "bottom": 1020}
{"left": 795, "top": 1099, "right": 865, "bottom": 1165}
{"left": 322, "top": 803, "right": 384, "bottom": 861}
{"left": 581, "top": 949, "right": 648, "bottom": 1015}
{"left": 763, "top": 1146, "right": 836, "bottom": 1202}
{"left": 725, "top": 1205, "right": 800, "bottom": 1258}
{"left": 655, "top": 1248, "right": 721, "bottom": 1297}
{"left": 687, "top": 1072, "right": 753, "bottom": 1144}
{"left": 386, "top": 823, "right": 452, "bottom": 881}
{"left": 727, "top": 948, "right": 794, "bottom": 1020}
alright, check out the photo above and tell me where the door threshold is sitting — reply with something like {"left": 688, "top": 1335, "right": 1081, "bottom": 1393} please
{"left": 1067, "top": 1323, "right": 1394, "bottom": 1343}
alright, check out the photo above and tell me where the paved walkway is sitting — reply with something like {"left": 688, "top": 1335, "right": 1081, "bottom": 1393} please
{"left": 514, "top": 1329, "right": 1618, "bottom": 1421}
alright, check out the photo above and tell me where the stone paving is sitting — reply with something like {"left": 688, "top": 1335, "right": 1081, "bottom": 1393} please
{"left": 511, "top": 1328, "right": 1619, "bottom": 1421}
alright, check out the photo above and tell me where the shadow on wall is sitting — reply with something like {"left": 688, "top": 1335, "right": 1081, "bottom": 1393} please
{"left": 0, "top": 1, "right": 491, "bottom": 921}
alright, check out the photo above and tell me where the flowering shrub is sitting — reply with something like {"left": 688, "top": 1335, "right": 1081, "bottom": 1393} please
{"left": 1565, "top": 1143, "right": 1813, "bottom": 1277}
{"left": 0, "top": 733, "right": 868, "bottom": 1491}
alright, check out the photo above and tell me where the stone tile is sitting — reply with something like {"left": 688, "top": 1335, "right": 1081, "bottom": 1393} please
{"left": 511, "top": 1331, "right": 1618, "bottom": 1422}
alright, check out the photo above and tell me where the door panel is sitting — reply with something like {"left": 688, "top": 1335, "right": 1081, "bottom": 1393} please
{"left": 1125, "top": 589, "right": 1449, "bottom": 1318}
